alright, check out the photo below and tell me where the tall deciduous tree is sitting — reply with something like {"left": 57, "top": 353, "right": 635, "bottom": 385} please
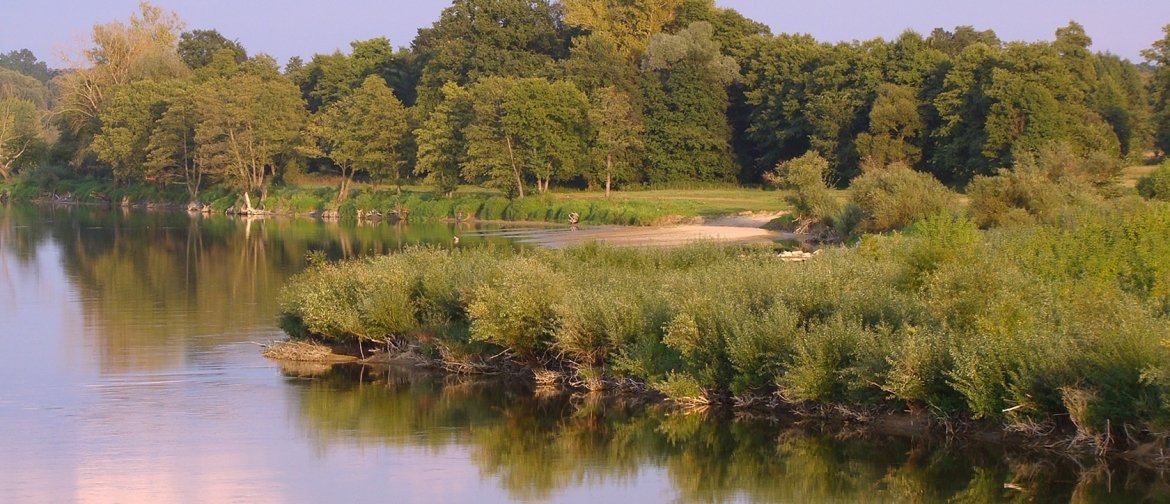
{"left": 1145, "top": 24, "right": 1170, "bottom": 154}
{"left": 1091, "top": 54, "right": 1153, "bottom": 160}
{"left": 54, "top": 1, "right": 186, "bottom": 167}
{"left": 146, "top": 84, "right": 202, "bottom": 198}
{"left": 856, "top": 83, "right": 924, "bottom": 169}
{"left": 194, "top": 72, "right": 305, "bottom": 196}
{"left": 927, "top": 25, "right": 1001, "bottom": 56}
{"left": 742, "top": 33, "right": 826, "bottom": 174}
{"left": 562, "top": 0, "right": 686, "bottom": 59}
{"left": 642, "top": 22, "right": 739, "bottom": 183}
{"left": 177, "top": 29, "right": 247, "bottom": 70}
{"left": 503, "top": 78, "right": 591, "bottom": 193}
{"left": 0, "top": 98, "right": 40, "bottom": 180}
{"left": 588, "top": 86, "right": 643, "bottom": 196}
{"left": 302, "top": 76, "right": 409, "bottom": 201}
{"left": 92, "top": 80, "right": 173, "bottom": 183}
{"left": 415, "top": 83, "right": 473, "bottom": 196}
{"left": 931, "top": 42, "right": 999, "bottom": 183}
{"left": 464, "top": 77, "right": 590, "bottom": 196}
{"left": 0, "top": 49, "right": 57, "bottom": 84}
{"left": 465, "top": 77, "right": 523, "bottom": 196}
{"left": 412, "top": 0, "right": 566, "bottom": 109}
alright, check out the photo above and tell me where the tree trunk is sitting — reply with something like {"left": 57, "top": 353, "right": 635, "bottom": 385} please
{"left": 505, "top": 135, "right": 524, "bottom": 198}
{"left": 605, "top": 154, "right": 613, "bottom": 198}
{"left": 337, "top": 175, "right": 351, "bottom": 203}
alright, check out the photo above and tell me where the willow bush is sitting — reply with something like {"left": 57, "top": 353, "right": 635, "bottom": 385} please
{"left": 278, "top": 200, "right": 1170, "bottom": 436}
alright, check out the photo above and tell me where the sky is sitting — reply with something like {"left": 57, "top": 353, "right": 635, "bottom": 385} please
{"left": 1, "top": 0, "right": 1168, "bottom": 68}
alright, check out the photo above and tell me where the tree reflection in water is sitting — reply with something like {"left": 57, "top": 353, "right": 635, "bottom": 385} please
{"left": 290, "top": 364, "right": 1169, "bottom": 503}
{"left": 0, "top": 204, "right": 514, "bottom": 373}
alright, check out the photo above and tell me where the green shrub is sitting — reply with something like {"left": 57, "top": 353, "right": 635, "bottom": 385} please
{"left": 410, "top": 248, "right": 498, "bottom": 328}
{"left": 479, "top": 196, "right": 511, "bottom": 220}
{"left": 776, "top": 316, "right": 880, "bottom": 404}
{"left": 848, "top": 163, "right": 956, "bottom": 233}
{"left": 967, "top": 155, "right": 1103, "bottom": 229}
{"left": 467, "top": 256, "right": 565, "bottom": 356}
{"left": 503, "top": 196, "right": 552, "bottom": 221}
{"left": 653, "top": 372, "right": 708, "bottom": 403}
{"left": 554, "top": 276, "right": 659, "bottom": 365}
{"left": 278, "top": 261, "right": 373, "bottom": 342}
{"left": 276, "top": 216, "right": 1170, "bottom": 431}
{"left": 882, "top": 325, "right": 955, "bottom": 412}
{"left": 900, "top": 213, "right": 981, "bottom": 288}
{"left": 726, "top": 303, "right": 799, "bottom": 395}
{"left": 1137, "top": 161, "right": 1170, "bottom": 201}
{"left": 770, "top": 152, "right": 841, "bottom": 225}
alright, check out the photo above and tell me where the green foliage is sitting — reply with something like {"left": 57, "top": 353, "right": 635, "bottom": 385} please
{"left": 856, "top": 84, "right": 924, "bottom": 169}
{"left": 93, "top": 80, "right": 174, "bottom": 183}
{"left": 1137, "top": 161, "right": 1170, "bottom": 201}
{"left": 301, "top": 75, "right": 409, "bottom": 199}
{"left": 415, "top": 83, "right": 472, "bottom": 196}
{"left": 587, "top": 87, "right": 643, "bottom": 195}
{"left": 194, "top": 71, "right": 306, "bottom": 192}
{"left": 0, "top": 96, "right": 42, "bottom": 180}
{"left": 848, "top": 163, "right": 956, "bottom": 233}
{"left": 177, "top": 29, "right": 247, "bottom": 70}
{"left": 279, "top": 197, "right": 1170, "bottom": 433}
{"left": 1143, "top": 24, "right": 1170, "bottom": 154}
{"left": 413, "top": 0, "right": 566, "bottom": 109}
{"left": 0, "top": 49, "right": 56, "bottom": 83}
{"left": 769, "top": 152, "right": 842, "bottom": 228}
{"left": 463, "top": 77, "right": 591, "bottom": 197}
{"left": 21, "top": 0, "right": 1161, "bottom": 210}
{"left": 642, "top": 22, "right": 739, "bottom": 184}
{"left": 467, "top": 256, "right": 565, "bottom": 356}
{"left": 966, "top": 145, "right": 1112, "bottom": 228}
{"left": 900, "top": 213, "right": 981, "bottom": 286}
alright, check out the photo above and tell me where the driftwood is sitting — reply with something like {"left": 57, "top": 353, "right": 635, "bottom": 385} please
{"left": 186, "top": 201, "right": 212, "bottom": 213}
{"left": 779, "top": 250, "right": 821, "bottom": 262}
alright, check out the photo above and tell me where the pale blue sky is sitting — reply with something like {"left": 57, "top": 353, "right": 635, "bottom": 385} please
{"left": 2, "top": 1, "right": 1168, "bottom": 67}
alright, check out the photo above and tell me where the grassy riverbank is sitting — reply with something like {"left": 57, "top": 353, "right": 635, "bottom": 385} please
{"left": 0, "top": 175, "right": 790, "bottom": 226}
{"left": 276, "top": 197, "right": 1170, "bottom": 456}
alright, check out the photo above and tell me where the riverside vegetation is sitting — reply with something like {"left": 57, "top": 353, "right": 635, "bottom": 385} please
{"left": 278, "top": 158, "right": 1170, "bottom": 460}
{"left": 6, "top": 0, "right": 1170, "bottom": 463}
{"left": 4, "top": 1, "right": 1170, "bottom": 221}
{"left": 289, "top": 364, "right": 1168, "bottom": 502}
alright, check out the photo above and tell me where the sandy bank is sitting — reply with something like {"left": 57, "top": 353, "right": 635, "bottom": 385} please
{"left": 463, "top": 211, "right": 793, "bottom": 248}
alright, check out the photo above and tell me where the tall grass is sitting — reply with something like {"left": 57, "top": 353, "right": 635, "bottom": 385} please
{"left": 279, "top": 199, "right": 1170, "bottom": 440}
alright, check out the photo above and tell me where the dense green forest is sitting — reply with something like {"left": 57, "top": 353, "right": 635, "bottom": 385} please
{"left": 2, "top": 0, "right": 1170, "bottom": 206}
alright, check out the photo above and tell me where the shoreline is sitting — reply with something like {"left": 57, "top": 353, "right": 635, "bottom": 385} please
{"left": 11, "top": 198, "right": 797, "bottom": 247}
{"left": 263, "top": 338, "right": 1170, "bottom": 471}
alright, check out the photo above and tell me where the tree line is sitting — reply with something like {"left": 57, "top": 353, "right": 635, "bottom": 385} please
{"left": 2, "top": 0, "right": 1170, "bottom": 202}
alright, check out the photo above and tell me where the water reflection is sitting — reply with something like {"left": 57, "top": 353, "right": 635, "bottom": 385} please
{"left": 291, "top": 364, "right": 1170, "bottom": 503}
{"left": 1, "top": 204, "right": 514, "bottom": 373}
{"left": 2, "top": 203, "right": 1168, "bottom": 503}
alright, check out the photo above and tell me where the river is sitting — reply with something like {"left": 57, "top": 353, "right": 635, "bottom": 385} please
{"left": 0, "top": 204, "right": 1163, "bottom": 503}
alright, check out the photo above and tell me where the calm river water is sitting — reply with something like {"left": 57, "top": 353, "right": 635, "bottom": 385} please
{"left": 0, "top": 204, "right": 1164, "bottom": 503}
